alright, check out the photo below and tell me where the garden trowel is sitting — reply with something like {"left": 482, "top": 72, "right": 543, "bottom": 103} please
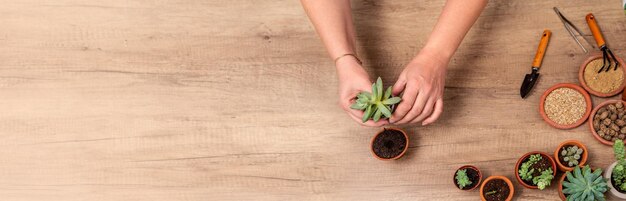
{"left": 520, "top": 29, "right": 551, "bottom": 98}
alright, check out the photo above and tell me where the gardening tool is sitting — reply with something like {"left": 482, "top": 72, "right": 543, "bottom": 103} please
{"left": 586, "top": 13, "right": 620, "bottom": 73}
{"left": 520, "top": 30, "right": 551, "bottom": 98}
{"left": 553, "top": 7, "right": 594, "bottom": 53}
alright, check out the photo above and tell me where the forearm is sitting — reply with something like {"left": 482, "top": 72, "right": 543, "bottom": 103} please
{"left": 300, "top": 0, "right": 357, "bottom": 60}
{"left": 422, "top": 0, "right": 488, "bottom": 62}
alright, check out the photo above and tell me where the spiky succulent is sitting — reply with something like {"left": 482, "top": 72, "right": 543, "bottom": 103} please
{"left": 351, "top": 77, "right": 401, "bottom": 122}
{"left": 455, "top": 169, "right": 472, "bottom": 189}
{"left": 612, "top": 140, "right": 626, "bottom": 191}
{"left": 561, "top": 145, "right": 583, "bottom": 167}
{"left": 562, "top": 165, "right": 608, "bottom": 201}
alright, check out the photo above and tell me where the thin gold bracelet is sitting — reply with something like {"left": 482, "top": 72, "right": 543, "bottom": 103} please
{"left": 334, "top": 53, "right": 362, "bottom": 65}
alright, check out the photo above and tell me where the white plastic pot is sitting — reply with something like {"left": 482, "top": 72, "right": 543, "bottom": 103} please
{"left": 605, "top": 161, "right": 626, "bottom": 199}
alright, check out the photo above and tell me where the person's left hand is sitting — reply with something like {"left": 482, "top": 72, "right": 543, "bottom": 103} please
{"left": 390, "top": 50, "right": 448, "bottom": 125}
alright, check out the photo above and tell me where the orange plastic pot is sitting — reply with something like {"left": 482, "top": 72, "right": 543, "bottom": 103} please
{"left": 370, "top": 127, "right": 409, "bottom": 161}
{"left": 514, "top": 151, "right": 557, "bottom": 189}
{"left": 578, "top": 54, "right": 626, "bottom": 97}
{"left": 588, "top": 100, "right": 626, "bottom": 146}
{"left": 539, "top": 83, "right": 592, "bottom": 129}
{"left": 480, "top": 175, "right": 514, "bottom": 201}
{"left": 553, "top": 140, "right": 588, "bottom": 172}
{"left": 453, "top": 165, "right": 482, "bottom": 191}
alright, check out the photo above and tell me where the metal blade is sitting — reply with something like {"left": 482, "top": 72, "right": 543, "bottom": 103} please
{"left": 520, "top": 70, "right": 540, "bottom": 98}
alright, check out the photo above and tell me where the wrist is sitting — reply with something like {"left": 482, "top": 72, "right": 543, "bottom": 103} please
{"left": 413, "top": 46, "right": 451, "bottom": 68}
{"left": 335, "top": 56, "right": 365, "bottom": 77}
{"left": 420, "top": 45, "right": 452, "bottom": 61}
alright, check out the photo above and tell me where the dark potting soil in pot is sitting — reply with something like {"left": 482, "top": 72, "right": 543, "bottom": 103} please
{"left": 455, "top": 167, "right": 480, "bottom": 189}
{"left": 522, "top": 155, "right": 552, "bottom": 186}
{"left": 372, "top": 129, "right": 406, "bottom": 159}
{"left": 483, "top": 179, "right": 510, "bottom": 201}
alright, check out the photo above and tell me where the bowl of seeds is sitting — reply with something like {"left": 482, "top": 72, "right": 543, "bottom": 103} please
{"left": 588, "top": 100, "right": 626, "bottom": 145}
{"left": 540, "top": 83, "right": 592, "bottom": 129}
{"left": 579, "top": 54, "right": 626, "bottom": 97}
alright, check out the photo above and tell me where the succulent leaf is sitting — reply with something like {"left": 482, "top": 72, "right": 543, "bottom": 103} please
{"left": 377, "top": 103, "right": 392, "bottom": 118}
{"left": 384, "top": 86, "right": 392, "bottom": 100}
{"left": 372, "top": 108, "right": 382, "bottom": 122}
{"left": 376, "top": 77, "right": 383, "bottom": 101}
{"left": 362, "top": 105, "right": 373, "bottom": 123}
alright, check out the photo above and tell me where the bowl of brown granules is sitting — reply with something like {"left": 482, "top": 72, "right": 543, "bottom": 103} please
{"left": 540, "top": 83, "right": 592, "bottom": 129}
{"left": 588, "top": 100, "right": 626, "bottom": 145}
{"left": 579, "top": 54, "right": 626, "bottom": 97}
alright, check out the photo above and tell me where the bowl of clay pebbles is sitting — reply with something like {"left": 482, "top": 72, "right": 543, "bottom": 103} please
{"left": 539, "top": 83, "right": 592, "bottom": 129}
{"left": 454, "top": 165, "right": 482, "bottom": 191}
{"left": 480, "top": 175, "right": 514, "bottom": 201}
{"left": 579, "top": 54, "right": 626, "bottom": 97}
{"left": 589, "top": 100, "right": 626, "bottom": 145}
{"left": 553, "top": 140, "right": 588, "bottom": 172}
{"left": 370, "top": 128, "right": 408, "bottom": 160}
{"left": 514, "top": 151, "right": 557, "bottom": 190}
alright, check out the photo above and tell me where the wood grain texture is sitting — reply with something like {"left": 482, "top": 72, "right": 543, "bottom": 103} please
{"left": 0, "top": 0, "right": 625, "bottom": 200}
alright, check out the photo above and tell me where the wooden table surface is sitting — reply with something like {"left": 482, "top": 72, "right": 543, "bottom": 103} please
{"left": 1, "top": 0, "right": 625, "bottom": 200}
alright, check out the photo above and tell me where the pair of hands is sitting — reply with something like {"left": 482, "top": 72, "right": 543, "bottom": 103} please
{"left": 338, "top": 50, "right": 447, "bottom": 127}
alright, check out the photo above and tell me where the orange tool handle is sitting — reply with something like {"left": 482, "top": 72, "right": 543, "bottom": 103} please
{"left": 586, "top": 13, "right": 606, "bottom": 47}
{"left": 532, "top": 30, "right": 551, "bottom": 68}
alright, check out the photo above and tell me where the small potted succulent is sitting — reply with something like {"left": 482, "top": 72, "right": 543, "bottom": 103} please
{"left": 480, "top": 175, "right": 514, "bottom": 201}
{"left": 515, "top": 152, "right": 556, "bottom": 190}
{"left": 454, "top": 165, "right": 482, "bottom": 191}
{"left": 558, "top": 165, "right": 608, "bottom": 201}
{"left": 605, "top": 139, "right": 626, "bottom": 198}
{"left": 351, "top": 77, "right": 401, "bottom": 122}
{"left": 370, "top": 128, "right": 408, "bottom": 160}
{"left": 554, "top": 140, "right": 588, "bottom": 172}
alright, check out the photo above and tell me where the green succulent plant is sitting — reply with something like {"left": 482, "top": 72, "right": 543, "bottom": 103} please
{"left": 561, "top": 145, "right": 583, "bottom": 167}
{"left": 518, "top": 154, "right": 553, "bottom": 190}
{"left": 562, "top": 165, "right": 608, "bottom": 201}
{"left": 455, "top": 169, "right": 472, "bottom": 189}
{"left": 519, "top": 154, "right": 541, "bottom": 181}
{"left": 533, "top": 169, "right": 553, "bottom": 190}
{"left": 612, "top": 139, "right": 626, "bottom": 191}
{"left": 351, "top": 77, "right": 401, "bottom": 122}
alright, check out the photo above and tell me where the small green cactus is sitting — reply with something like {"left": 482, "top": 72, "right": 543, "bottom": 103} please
{"left": 613, "top": 140, "right": 626, "bottom": 191}
{"left": 455, "top": 169, "right": 472, "bottom": 189}
{"left": 561, "top": 145, "right": 583, "bottom": 167}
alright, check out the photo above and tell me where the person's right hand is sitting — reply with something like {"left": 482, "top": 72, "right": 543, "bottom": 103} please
{"left": 336, "top": 56, "right": 389, "bottom": 127}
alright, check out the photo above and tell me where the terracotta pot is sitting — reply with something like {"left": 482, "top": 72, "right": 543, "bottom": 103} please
{"left": 588, "top": 100, "right": 626, "bottom": 146}
{"left": 480, "top": 175, "right": 514, "bottom": 201}
{"left": 557, "top": 172, "right": 567, "bottom": 201}
{"left": 514, "top": 151, "right": 557, "bottom": 189}
{"left": 539, "top": 83, "right": 592, "bottom": 129}
{"left": 605, "top": 161, "right": 626, "bottom": 199}
{"left": 453, "top": 165, "right": 482, "bottom": 191}
{"left": 553, "top": 140, "right": 589, "bottom": 172}
{"left": 370, "top": 127, "right": 409, "bottom": 161}
{"left": 578, "top": 54, "right": 626, "bottom": 97}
